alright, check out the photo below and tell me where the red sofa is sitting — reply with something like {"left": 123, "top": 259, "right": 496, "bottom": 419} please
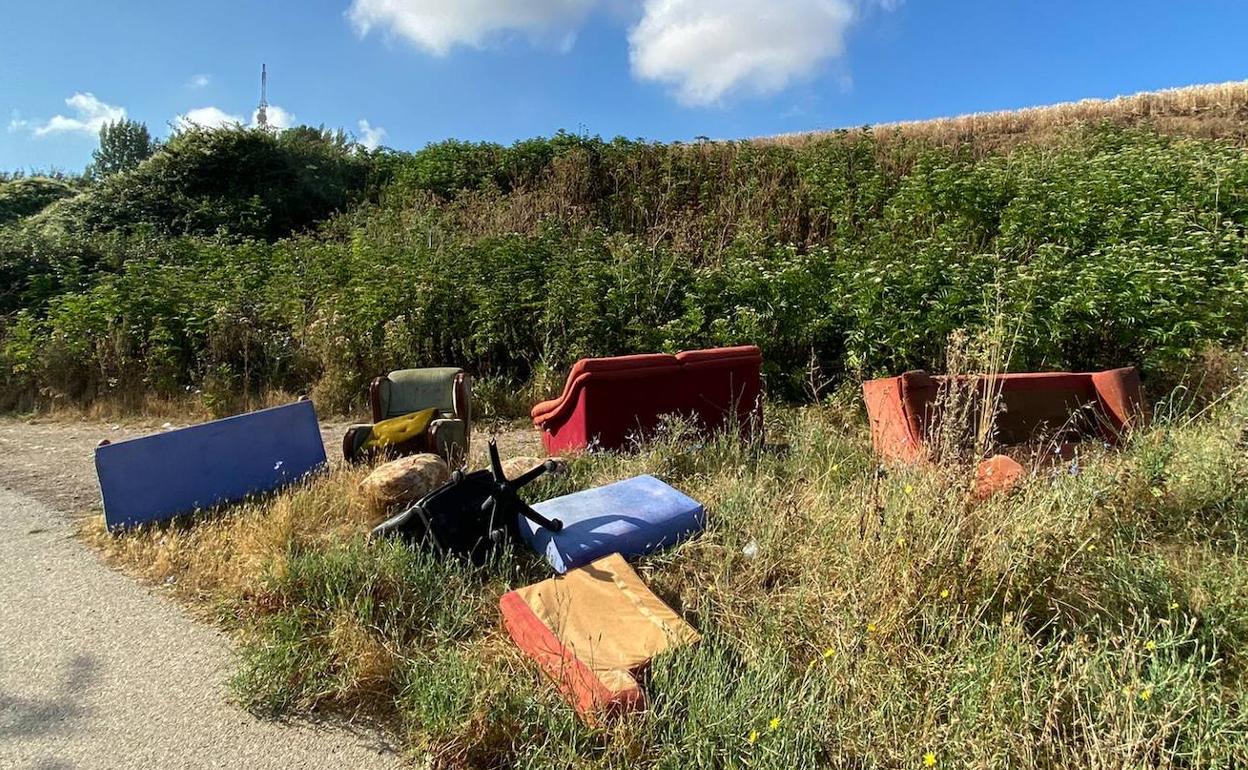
{"left": 862, "top": 367, "right": 1148, "bottom": 465}
{"left": 531, "top": 346, "right": 763, "bottom": 453}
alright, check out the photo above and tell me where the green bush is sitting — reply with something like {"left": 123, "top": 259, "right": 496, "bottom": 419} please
{"left": 0, "top": 176, "right": 79, "bottom": 224}
{"left": 3, "top": 123, "right": 1248, "bottom": 411}
{"left": 35, "top": 125, "right": 377, "bottom": 241}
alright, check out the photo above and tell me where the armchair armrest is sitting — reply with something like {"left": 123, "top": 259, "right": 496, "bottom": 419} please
{"left": 452, "top": 372, "right": 472, "bottom": 424}
{"left": 531, "top": 372, "right": 597, "bottom": 429}
{"left": 530, "top": 395, "right": 563, "bottom": 423}
{"left": 429, "top": 418, "right": 468, "bottom": 467}
{"left": 1090, "top": 366, "right": 1148, "bottom": 438}
{"left": 343, "top": 423, "right": 373, "bottom": 462}
{"left": 369, "top": 376, "right": 389, "bottom": 423}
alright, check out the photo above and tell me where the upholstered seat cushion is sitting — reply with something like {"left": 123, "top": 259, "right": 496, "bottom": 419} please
{"left": 359, "top": 408, "right": 437, "bottom": 452}
{"left": 518, "top": 475, "right": 705, "bottom": 573}
{"left": 500, "top": 553, "right": 700, "bottom": 718}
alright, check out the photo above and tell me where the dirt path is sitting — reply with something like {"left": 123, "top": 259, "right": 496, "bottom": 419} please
{"left": 0, "top": 415, "right": 541, "bottom": 769}
{"left": 0, "top": 483, "right": 404, "bottom": 769}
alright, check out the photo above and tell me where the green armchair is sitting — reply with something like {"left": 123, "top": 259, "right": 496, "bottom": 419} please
{"left": 343, "top": 367, "right": 472, "bottom": 465}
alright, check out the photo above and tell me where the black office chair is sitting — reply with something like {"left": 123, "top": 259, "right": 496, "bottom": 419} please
{"left": 370, "top": 439, "right": 563, "bottom": 565}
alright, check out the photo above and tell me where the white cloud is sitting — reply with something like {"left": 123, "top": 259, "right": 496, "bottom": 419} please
{"left": 7, "top": 111, "right": 30, "bottom": 133}
{"left": 26, "top": 92, "right": 126, "bottom": 137}
{"left": 176, "top": 106, "right": 244, "bottom": 129}
{"left": 254, "top": 104, "right": 295, "bottom": 129}
{"left": 187, "top": 74, "right": 212, "bottom": 89}
{"left": 628, "top": 0, "right": 861, "bottom": 106}
{"left": 174, "top": 104, "right": 295, "bottom": 131}
{"left": 356, "top": 119, "right": 387, "bottom": 149}
{"left": 347, "top": 0, "right": 596, "bottom": 55}
{"left": 345, "top": 0, "right": 891, "bottom": 106}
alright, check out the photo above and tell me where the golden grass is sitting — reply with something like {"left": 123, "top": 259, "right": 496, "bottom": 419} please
{"left": 41, "top": 387, "right": 314, "bottom": 423}
{"left": 82, "top": 462, "right": 378, "bottom": 608}
{"left": 764, "top": 80, "right": 1248, "bottom": 151}
{"left": 81, "top": 381, "right": 1248, "bottom": 767}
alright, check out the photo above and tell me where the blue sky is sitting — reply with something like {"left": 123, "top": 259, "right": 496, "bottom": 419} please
{"left": 3, "top": 0, "right": 1246, "bottom": 173}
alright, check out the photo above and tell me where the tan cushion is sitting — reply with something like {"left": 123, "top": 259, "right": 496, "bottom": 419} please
{"left": 502, "top": 553, "right": 699, "bottom": 717}
{"left": 356, "top": 453, "right": 450, "bottom": 522}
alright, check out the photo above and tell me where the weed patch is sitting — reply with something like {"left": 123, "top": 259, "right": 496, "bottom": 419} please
{"left": 83, "top": 388, "right": 1248, "bottom": 766}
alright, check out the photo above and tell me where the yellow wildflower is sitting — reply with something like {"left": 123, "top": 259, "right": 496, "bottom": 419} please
{"left": 939, "top": 589, "right": 950, "bottom": 599}
{"left": 768, "top": 716, "right": 781, "bottom": 732}
{"left": 867, "top": 622, "right": 877, "bottom": 633}
{"left": 747, "top": 730, "right": 759, "bottom": 745}
{"left": 904, "top": 484, "right": 914, "bottom": 495}
{"left": 1168, "top": 601, "right": 1180, "bottom": 611}
{"left": 822, "top": 647, "right": 835, "bottom": 659}
{"left": 1145, "top": 640, "right": 1157, "bottom": 651}
{"left": 1140, "top": 688, "right": 1152, "bottom": 701}
{"left": 1086, "top": 543, "right": 1097, "bottom": 552}
{"left": 924, "top": 752, "right": 937, "bottom": 767}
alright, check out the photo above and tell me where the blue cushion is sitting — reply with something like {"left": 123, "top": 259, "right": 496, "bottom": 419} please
{"left": 518, "top": 475, "right": 705, "bottom": 573}
{"left": 95, "top": 401, "right": 327, "bottom": 530}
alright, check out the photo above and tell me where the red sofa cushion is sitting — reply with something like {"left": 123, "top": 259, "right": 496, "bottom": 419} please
{"left": 532, "top": 346, "right": 763, "bottom": 453}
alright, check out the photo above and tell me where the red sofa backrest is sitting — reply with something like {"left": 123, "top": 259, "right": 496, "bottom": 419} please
{"left": 673, "top": 346, "right": 764, "bottom": 434}
{"left": 533, "top": 346, "right": 763, "bottom": 452}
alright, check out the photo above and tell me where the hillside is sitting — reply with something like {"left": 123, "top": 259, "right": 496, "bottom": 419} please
{"left": 772, "top": 80, "right": 1248, "bottom": 150}
{"left": 2, "top": 83, "right": 1247, "bottom": 415}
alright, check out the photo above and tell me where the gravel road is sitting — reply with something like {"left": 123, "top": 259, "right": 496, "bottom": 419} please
{"left": 0, "top": 472, "right": 404, "bottom": 768}
{"left": 0, "top": 414, "right": 542, "bottom": 768}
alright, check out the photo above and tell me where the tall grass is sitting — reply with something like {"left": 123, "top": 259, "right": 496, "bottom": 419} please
{"left": 87, "top": 375, "right": 1248, "bottom": 767}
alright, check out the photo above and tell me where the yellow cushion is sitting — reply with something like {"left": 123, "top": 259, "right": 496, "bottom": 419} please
{"left": 511, "top": 553, "right": 701, "bottom": 681}
{"left": 361, "top": 408, "right": 437, "bottom": 451}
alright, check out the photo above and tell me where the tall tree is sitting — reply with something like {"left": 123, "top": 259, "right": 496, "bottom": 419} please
{"left": 88, "top": 119, "right": 156, "bottom": 178}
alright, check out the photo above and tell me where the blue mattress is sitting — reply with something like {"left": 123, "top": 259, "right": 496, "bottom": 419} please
{"left": 95, "top": 400, "right": 327, "bottom": 530}
{"left": 518, "top": 474, "right": 705, "bottom": 573}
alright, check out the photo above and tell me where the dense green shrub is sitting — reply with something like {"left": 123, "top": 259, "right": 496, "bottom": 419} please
{"left": 34, "top": 126, "right": 377, "bottom": 241}
{"left": 3, "top": 123, "right": 1247, "bottom": 412}
{"left": 0, "top": 176, "right": 78, "bottom": 224}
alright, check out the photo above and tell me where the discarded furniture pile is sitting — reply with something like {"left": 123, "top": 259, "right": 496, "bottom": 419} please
{"left": 93, "top": 349, "right": 1154, "bottom": 719}
{"left": 94, "top": 352, "right": 726, "bottom": 719}
{"left": 863, "top": 366, "right": 1149, "bottom": 497}
{"left": 369, "top": 438, "right": 706, "bottom": 715}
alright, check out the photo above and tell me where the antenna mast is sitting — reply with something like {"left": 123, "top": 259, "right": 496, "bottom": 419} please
{"left": 257, "top": 63, "right": 269, "bottom": 129}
